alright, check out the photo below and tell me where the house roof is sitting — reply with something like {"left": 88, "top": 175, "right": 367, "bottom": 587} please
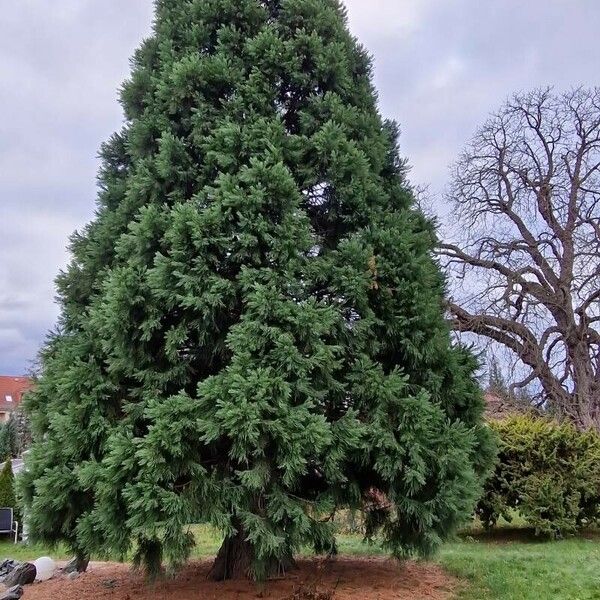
{"left": 484, "top": 391, "right": 520, "bottom": 420}
{"left": 0, "top": 376, "right": 33, "bottom": 413}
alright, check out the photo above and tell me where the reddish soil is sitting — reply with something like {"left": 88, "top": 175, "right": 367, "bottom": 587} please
{"left": 21, "top": 558, "right": 458, "bottom": 600}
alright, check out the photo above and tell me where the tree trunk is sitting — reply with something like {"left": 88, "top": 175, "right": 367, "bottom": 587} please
{"left": 62, "top": 554, "right": 90, "bottom": 574}
{"left": 75, "top": 555, "right": 90, "bottom": 574}
{"left": 208, "top": 525, "right": 296, "bottom": 581}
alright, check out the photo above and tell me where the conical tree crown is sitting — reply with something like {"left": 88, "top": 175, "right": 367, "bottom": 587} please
{"left": 22, "top": 0, "right": 494, "bottom": 579}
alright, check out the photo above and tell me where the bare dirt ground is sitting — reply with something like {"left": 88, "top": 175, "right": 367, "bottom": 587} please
{"left": 22, "top": 558, "right": 459, "bottom": 600}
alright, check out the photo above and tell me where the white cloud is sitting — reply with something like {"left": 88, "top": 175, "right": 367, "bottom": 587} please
{"left": 429, "top": 56, "right": 466, "bottom": 91}
{"left": 346, "top": 0, "right": 435, "bottom": 36}
{"left": 0, "top": 208, "right": 80, "bottom": 374}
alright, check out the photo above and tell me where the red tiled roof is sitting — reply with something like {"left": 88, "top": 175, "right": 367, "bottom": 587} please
{"left": 0, "top": 376, "right": 33, "bottom": 413}
{"left": 484, "top": 391, "right": 519, "bottom": 420}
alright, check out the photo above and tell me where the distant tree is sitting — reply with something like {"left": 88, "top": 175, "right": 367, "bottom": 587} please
{"left": 22, "top": 0, "right": 494, "bottom": 581}
{"left": 0, "top": 459, "right": 16, "bottom": 512}
{"left": 440, "top": 88, "right": 600, "bottom": 430}
{"left": 487, "top": 357, "right": 509, "bottom": 398}
{"left": 485, "top": 356, "right": 536, "bottom": 416}
{"left": 12, "top": 408, "right": 32, "bottom": 457}
{"left": 0, "top": 419, "right": 17, "bottom": 461}
{"left": 0, "top": 425, "right": 10, "bottom": 461}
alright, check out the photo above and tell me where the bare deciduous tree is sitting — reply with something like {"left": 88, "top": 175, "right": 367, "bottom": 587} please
{"left": 440, "top": 88, "right": 600, "bottom": 430}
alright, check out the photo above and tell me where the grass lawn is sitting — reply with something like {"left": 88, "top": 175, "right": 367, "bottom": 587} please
{"left": 322, "top": 529, "right": 600, "bottom": 600}
{"left": 0, "top": 526, "right": 598, "bottom": 599}
{"left": 440, "top": 533, "right": 600, "bottom": 600}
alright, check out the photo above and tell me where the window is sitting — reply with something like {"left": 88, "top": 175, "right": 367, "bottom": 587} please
{"left": 5, "top": 395, "right": 12, "bottom": 403}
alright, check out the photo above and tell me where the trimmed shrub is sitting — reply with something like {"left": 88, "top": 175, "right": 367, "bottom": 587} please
{"left": 477, "top": 415, "right": 600, "bottom": 537}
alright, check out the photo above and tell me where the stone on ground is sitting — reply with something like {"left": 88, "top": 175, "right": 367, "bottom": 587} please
{"left": 3, "top": 563, "right": 36, "bottom": 587}
{"left": 0, "top": 585, "right": 23, "bottom": 600}
{"left": 0, "top": 560, "right": 20, "bottom": 583}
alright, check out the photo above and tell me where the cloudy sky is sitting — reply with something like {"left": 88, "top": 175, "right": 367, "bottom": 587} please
{"left": 1, "top": 0, "right": 598, "bottom": 375}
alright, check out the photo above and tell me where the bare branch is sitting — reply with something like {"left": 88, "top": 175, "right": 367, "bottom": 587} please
{"left": 440, "top": 88, "right": 600, "bottom": 430}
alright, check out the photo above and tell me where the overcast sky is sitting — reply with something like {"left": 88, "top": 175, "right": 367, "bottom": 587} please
{"left": 1, "top": 1, "right": 598, "bottom": 375}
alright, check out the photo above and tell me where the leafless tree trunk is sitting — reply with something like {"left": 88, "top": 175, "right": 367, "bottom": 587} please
{"left": 439, "top": 88, "right": 600, "bottom": 430}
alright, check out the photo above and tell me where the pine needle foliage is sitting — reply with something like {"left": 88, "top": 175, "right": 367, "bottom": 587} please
{"left": 21, "top": 0, "right": 494, "bottom": 579}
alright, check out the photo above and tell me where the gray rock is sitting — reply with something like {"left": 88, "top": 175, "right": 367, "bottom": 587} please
{"left": 3, "top": 563, "right": 36, "bottom": 587}
{"left": 0, "top": 560, "right": 20, "bottom": 582}
{"left": 67, "top": 571, "right": 80, "bottom": 580}
{"left": 0, "top": 586, "right": 23, "bottom": 600}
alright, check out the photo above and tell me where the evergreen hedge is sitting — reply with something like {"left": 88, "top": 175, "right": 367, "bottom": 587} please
{"left": 477, "top": 415, "right": 600, "bottom": 537}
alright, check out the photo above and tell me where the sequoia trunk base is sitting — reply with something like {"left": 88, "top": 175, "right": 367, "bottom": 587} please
{"left": 209, "top": 529, "right": 296, "bottom": 581}
{"left": 75, "top": 555, "right": 90, "bottom": 573}
{"left": 63, "top": 555, "right": 90, "bottom": 574}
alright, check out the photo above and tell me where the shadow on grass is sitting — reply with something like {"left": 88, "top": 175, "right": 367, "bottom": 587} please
{"left": 457, "top": 525, "right": 600, "bottom": 545}
{"left": 459, "top": 527, "right": 544, "bottom": 544}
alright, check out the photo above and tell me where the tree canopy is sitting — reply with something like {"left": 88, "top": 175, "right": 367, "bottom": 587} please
{"left": 441, "top": 89, "right": 600, "bottom": 430}
{"left": 22, "top": 0, "right": 493, "bottom": 580}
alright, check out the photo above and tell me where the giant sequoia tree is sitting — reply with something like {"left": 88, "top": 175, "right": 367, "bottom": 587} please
{"left": 22, "top": 0, "right": 493, "bottom": 580}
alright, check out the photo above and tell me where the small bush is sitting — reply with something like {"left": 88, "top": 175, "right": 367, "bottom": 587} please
{"left": 477, "top": 415, "right": 600, "bottom": 537}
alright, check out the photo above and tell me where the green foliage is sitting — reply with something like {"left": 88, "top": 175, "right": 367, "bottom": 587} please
{"left": 22, "top": 0, "right": 494, "bottom": 579}
{"left": 0, "top": 459, "right": 17, "bottom": 511}
{"left": 0, "top": 418, "right": 18, "bottom": 461}
{"left": 477, "top": 415, "right": 600, "bottom": 537}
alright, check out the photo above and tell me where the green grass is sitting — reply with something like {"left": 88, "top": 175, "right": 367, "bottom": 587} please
{"left": 331, "top": 528, "right": 600, "bottom": 600}
{"left": 439, "top": 532, "right": 600, "bottom": 600}
{"left": 0, "top": 538, "right": 71, "bottom": 561}
{"left": 188, "top": 524, "right": 223, "bottom": 558}
{"left": 2, "top": 526, "right": 599, "bottom": 599}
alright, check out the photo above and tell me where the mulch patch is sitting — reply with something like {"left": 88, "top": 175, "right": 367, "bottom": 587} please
{"left": 22, "top": 557, "right": 458, "bottom": 600}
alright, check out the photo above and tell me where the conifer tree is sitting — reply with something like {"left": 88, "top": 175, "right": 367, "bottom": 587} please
{"left": 0, "top": 459, "right": 17, "bottom": 512}
{"left": 22, "top": 0, "right": 494, "bottom": 580}
{"left": 0, "top": 419, "right": 17, "bottom": 461}
{"left": 488, "top": 357, "right": 509, "bottom": 398}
